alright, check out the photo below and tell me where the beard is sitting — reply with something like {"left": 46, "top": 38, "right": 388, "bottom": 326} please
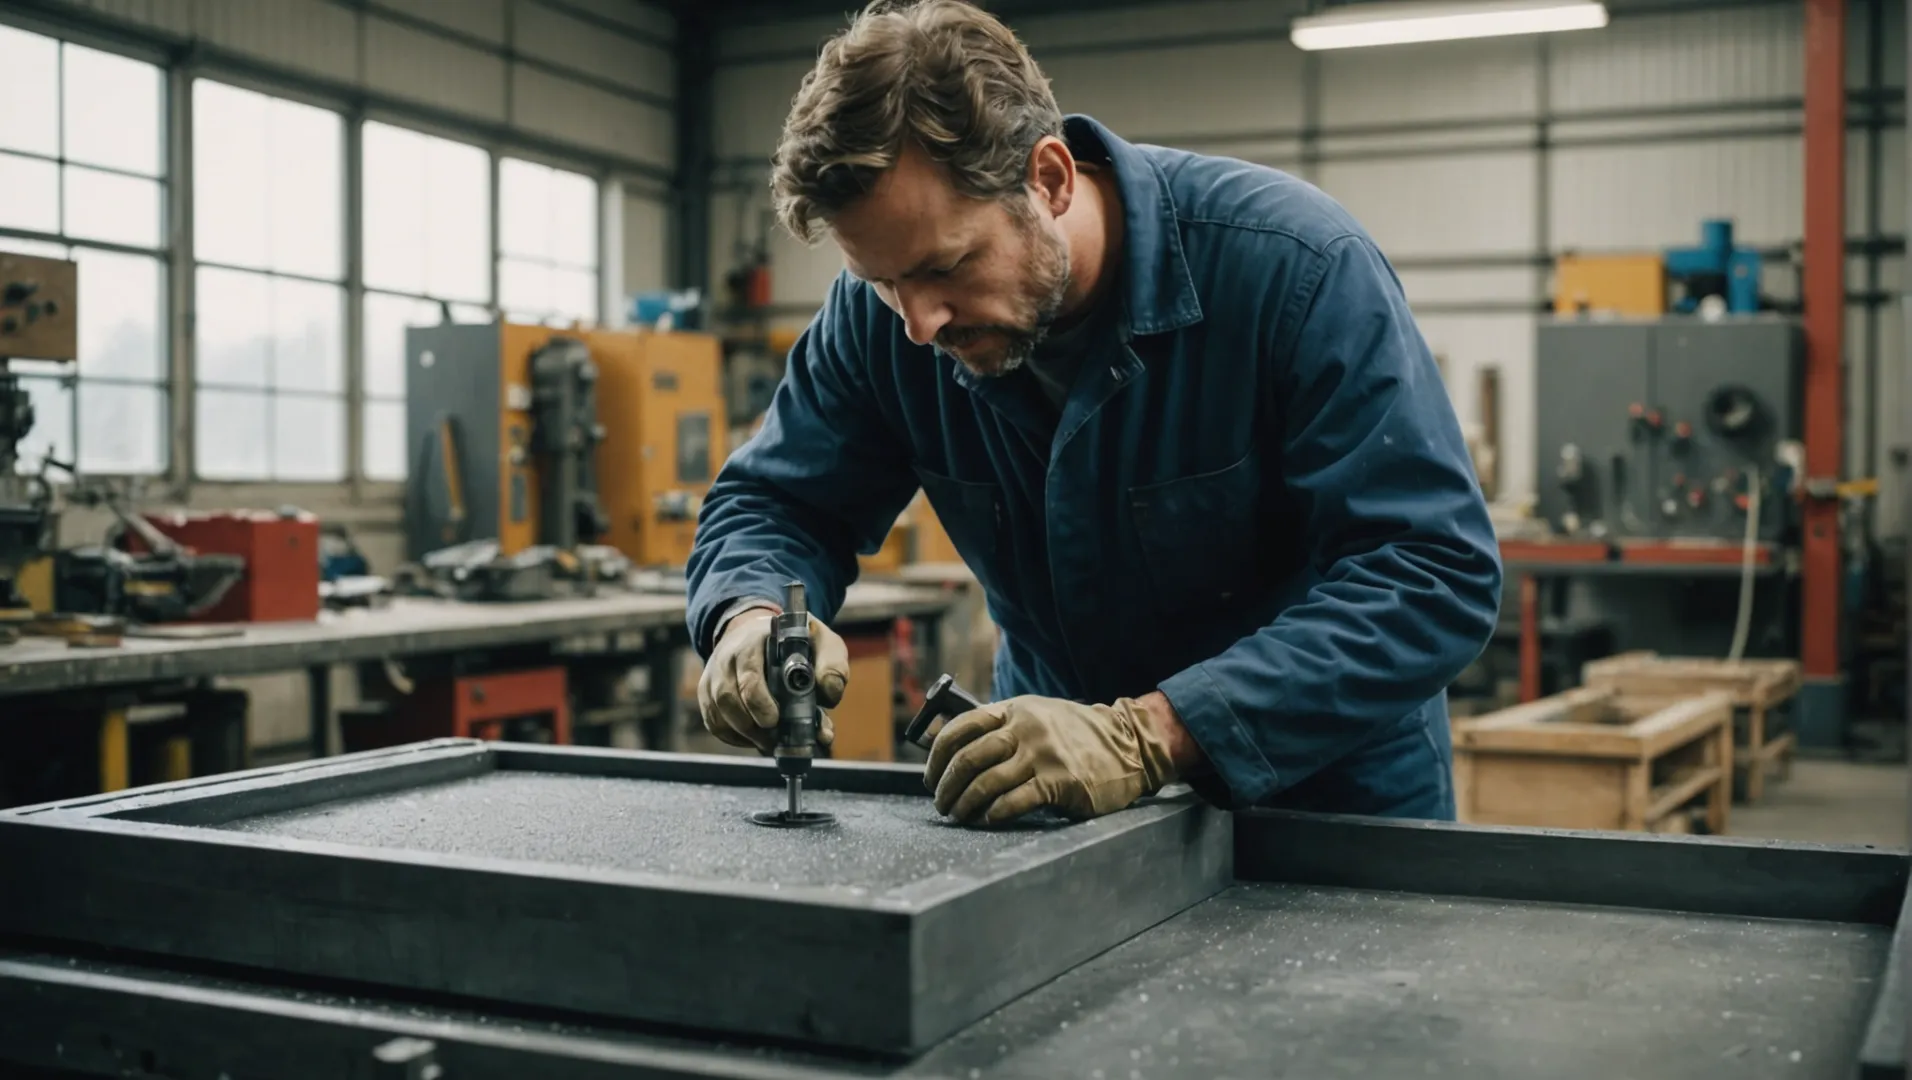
{"left": 934, "top": 217, "right": 1071, "bottom": 378}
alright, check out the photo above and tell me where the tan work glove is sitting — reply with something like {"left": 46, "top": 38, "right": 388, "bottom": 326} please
{"left": 923, "top": 695, "right": 1181, "bottom": 826}
{"left": 697, "top": 608, "right": 847, "bottom": 754}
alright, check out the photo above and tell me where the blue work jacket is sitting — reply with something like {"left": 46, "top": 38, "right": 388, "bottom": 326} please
{"left": 686, "top": 115, "right": 1503, "bottom": 818}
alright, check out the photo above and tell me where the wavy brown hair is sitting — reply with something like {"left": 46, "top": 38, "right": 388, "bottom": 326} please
{"left": 770, "top": 0, "right": 1064, "bottom": 243}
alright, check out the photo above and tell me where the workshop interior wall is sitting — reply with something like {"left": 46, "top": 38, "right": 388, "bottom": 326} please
{"left": 13, "top": 0, "right": 678, "bottom": 557}
{"left": 708, "top": 0, "right": 1910, "bottom": 538}
{"left": 6, "top": 0, "right": 680, "bottom": 756}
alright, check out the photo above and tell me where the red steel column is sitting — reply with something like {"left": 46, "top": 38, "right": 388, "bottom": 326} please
{"left": 1519, "top": 575, "right": 1541, "bottom": 703}
{"left": 1801, "top": 0, "right": 1845, "bottom": 683}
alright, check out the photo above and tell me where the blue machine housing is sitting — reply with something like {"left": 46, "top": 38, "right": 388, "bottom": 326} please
{"left": 1664, "top": 218, "right": 1763, "bottom": 313}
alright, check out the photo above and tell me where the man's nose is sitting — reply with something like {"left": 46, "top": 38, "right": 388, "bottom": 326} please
{"left": 897, "top": 286, "right": 951, "bottom": 346}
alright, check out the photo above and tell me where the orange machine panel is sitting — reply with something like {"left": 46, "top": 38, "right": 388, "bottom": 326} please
{"left": 0, "top": 253, "right": 78, "bottom": 360}
{"left": 591, "top": 329, "right": 727, "bottom": 568}
{"left": 858, "top": 519, "right": 910, "bottom": 576}
{"left": 1554, "top": 254, "right": 1667, "bottom": 317}
{"left": 497, "top": 323, "right": 552, "bottom": 557}
{"left": 831, "top": 631, "right": 896, "bottom": 763}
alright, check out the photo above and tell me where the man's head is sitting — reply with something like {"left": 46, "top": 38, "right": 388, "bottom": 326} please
{"left": 771, "top": 0, "right": 1076, "bottom": 376}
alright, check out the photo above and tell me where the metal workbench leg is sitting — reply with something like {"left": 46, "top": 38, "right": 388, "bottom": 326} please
{"left": 98, "top": 710, "right": 128, "bottom": 793}
{"left": 308, "top": 664, "right": 331, "bottom": 760}
{"left": 641, "top": 648, "right": 678, "bottom": 751}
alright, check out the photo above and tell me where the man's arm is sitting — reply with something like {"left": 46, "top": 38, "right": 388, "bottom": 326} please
{"left": 686, "top": 273, "right": 920, "bottom": 658}
{"left": 1155, "top": 233, "right": 1504, "bottom": 808}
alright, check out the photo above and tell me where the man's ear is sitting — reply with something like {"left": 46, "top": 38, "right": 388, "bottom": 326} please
{"left": 1026, "top": 136, "right": 1075, "bottom": 218}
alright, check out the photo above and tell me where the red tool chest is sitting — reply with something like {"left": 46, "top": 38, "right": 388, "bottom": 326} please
{"left": 143, "top": 510, "right": 321, "bottom": 623}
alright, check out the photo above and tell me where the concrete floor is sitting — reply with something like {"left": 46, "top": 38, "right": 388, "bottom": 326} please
{"left": 1726, "top": 758, "right": 1911, "bottom": 850}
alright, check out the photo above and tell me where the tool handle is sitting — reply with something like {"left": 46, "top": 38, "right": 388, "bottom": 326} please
{"left": 903, "top": 673, "right": 988, "bottom": 750}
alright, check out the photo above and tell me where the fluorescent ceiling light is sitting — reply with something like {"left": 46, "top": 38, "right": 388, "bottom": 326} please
{"left": 1291, "top": 0, "right": 1609, "bottom": 51}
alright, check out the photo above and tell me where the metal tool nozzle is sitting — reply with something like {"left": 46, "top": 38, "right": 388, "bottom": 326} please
{"left": 781, "top": 653, "right": 815, "bottom": 696}
{"left": 750, "top": 774, "right": 833, "bottom": 830}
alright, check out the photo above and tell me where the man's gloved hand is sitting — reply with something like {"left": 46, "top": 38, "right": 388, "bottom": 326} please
{"left": 923, "top": 695, "right": 1181, "bottom": 826}
{"left": 697, "top": 608, "right": 847, "bottom": 754}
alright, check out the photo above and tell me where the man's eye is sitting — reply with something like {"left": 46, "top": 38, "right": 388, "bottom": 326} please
{"left": 931, "top": 259, "right": 963, "bottom": 277}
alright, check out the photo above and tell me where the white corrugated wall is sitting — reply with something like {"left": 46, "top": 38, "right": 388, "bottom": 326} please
{"left": 708, "top": 0, "right": 1908, "bottom": 537}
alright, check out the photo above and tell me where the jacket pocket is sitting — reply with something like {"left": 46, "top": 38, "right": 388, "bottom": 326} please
{"left": 913, "top": 464, "right": 1003, "bottom": 569}
{"left": 1128, "top": 451, "right": 1260, "bottom": 617}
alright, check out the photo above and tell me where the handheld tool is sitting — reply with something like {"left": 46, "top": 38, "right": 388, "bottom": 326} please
{"left": 748, "top": 581, "right": 837, "bottom": 829}
{"left": 903, "top": 672, "right": 988, "bottom": 751}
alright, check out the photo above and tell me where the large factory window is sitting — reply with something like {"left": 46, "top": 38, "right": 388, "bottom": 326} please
{"left": 191, "top": 79, "right": 346, "bottom": 482}
{"left": 0, "top": 25, "right": 169, "bottom": 478}
{"left": 498, "top": 157, "right": 598, "bottom": 328}
{"left": 361, "top": 122, "right": 492, "bottom": 482}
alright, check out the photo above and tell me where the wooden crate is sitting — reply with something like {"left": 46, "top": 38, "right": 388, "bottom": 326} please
{"left": 1580, "top": 652, "right": 1802, "bottom": 803}
{"left": 1453, "top": 687, "right": 1735, "bottom": 834}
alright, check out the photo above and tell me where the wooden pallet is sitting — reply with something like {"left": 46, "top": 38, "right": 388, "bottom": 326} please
{"left": 1452, "top": 686, "right": 1735, "bottom": 834}
{"left": 1580, "top": 651, "right": 1802, "bottom": 803}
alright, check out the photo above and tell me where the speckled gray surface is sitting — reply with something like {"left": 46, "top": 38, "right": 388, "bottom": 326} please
{"left": 3, "top": 883, "right": 1887, "bottom": 1079}
{"left": 217, "top": 770, "right": 1074, "bottom": 893}
{"left": 906, "top": 884, "right": 1891, "bottom": 1079}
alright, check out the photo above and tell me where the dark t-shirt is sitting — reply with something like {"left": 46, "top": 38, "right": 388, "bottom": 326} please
{"left": 1026, "top": 288, "right": 1114, "bottom": 411}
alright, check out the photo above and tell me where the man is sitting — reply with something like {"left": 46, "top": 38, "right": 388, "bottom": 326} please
{"left": 687, "top": 0, "right": 1502, "bottom": 826}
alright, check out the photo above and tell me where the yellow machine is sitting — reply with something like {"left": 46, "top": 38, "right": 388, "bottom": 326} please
{"left": 1553, "top": 254, "right": 1668, "bottom": 317}
{"left": 852, "top": 492, "right": 966, "bottom": 577}
{"left": 405, "top": 320, "right": 727, "bottom": 569}
{"left": 910, "top": 491, "right": 962, "bottom": 564}
{"left": 588, "top": 328, "right": 726, "bottom": 568}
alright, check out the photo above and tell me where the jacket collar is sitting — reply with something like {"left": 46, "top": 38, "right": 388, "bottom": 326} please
{"left": 943, "top": 115, "right": 1201, "bottom": 394}
{"left": 1063, "top": 114, "right": 1203, "bottom": 340}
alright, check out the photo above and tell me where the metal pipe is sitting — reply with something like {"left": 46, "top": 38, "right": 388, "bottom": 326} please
{"left": 1801, "top": 0, "right": 1846, "bottom": 684}
{"left": 1519, "top": 574, "right": 1541, "bottom": 703}
{"left": 1862, "top": 0, "right": 1884, "bottom": 494}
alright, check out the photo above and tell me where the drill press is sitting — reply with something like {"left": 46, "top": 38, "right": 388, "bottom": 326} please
{"left": 748, "top": 581, "right": 836, "bottom": 829}
{"left": 0, "top": 253, "right": 77, "bottom": 625}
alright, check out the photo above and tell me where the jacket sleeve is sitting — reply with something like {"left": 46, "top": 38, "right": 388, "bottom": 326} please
{"left": 684, "top": 274, "right": 919, "bottom": 657}
{"left": 1156, "top": 234, "right": 1504, "bottom": 807}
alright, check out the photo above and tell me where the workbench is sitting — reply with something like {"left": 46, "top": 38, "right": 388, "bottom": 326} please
{"left": 0, "top": 582, "right": 956, "bottom": 796}
{"left": 1499, "top": 538, "right": 1793, "bottom": 705}
{"left": 0, "top": 742, "right": 1903, "bottom": 1080}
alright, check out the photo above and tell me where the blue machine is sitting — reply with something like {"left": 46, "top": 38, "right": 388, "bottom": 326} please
{"left": 1663, "top": 219, "right": 1763, "bottom": 314}
{"left": 630, "top": 288, "right": 704, "bottom": 331}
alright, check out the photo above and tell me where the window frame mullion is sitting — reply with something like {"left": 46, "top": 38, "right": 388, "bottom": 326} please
{"left": 345, "top": 109, "right": 365, "bottom": 496}
{"left": 166, "top": 57, "right": 194, "bottom": 492}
